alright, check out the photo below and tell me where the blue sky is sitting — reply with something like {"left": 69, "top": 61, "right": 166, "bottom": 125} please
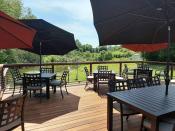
{"left": 22, "top": 0, "right": 99, "bottom": 47}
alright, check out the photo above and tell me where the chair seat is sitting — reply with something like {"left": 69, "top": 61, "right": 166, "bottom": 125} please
{"left": 115, "top": 76, "right": 124, "bottom": 80}
{"left": 15, "top": 79, "right": 23, "bottom": 85}
{"left": 87, "top": 75, "right": 94, "bottom": 79}
{"left": 50, "top": 80, "right": 62, "bottom": 86}
{"left": 170, "top": 79, "right": 175, "bottom": 83}
{"left": 143, "top": 118, "right": 175, "bottom": 131}
{"left": 113, "top": 101, "right": 139, "bottom": 115}
{"left": 98, "top": 80, "right": 108, "bottom": 84}
{"left": 27, "top": 86, "right": 43, "bottom": 90}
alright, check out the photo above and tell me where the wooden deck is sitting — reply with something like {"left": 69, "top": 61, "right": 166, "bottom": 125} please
{"left": 4, "top": 84, "right": 141, "bottom": 131}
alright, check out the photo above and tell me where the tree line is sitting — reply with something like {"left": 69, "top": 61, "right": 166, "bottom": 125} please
{"left": 0, "top": 0, "right": 174, "bottom": 64}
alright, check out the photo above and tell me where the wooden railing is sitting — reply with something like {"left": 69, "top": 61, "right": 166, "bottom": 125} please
{"left": 1, "top": 60, "right": 175, "bottom": 89}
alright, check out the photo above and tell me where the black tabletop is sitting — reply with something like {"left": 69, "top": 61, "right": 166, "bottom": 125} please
{"left": 107, "top": 85, "right": 175, "bottom": 117}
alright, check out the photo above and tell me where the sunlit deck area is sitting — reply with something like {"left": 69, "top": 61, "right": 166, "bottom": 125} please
{"left": 2, "top": 84, "right": 141, "bottom": 131}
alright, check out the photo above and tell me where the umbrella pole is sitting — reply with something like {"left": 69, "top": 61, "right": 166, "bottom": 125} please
{"left": 165, "top": 26, "right": 171, "bottom": 95}
{"left": 40, "top": 42, "right": 42, "bottom": 74}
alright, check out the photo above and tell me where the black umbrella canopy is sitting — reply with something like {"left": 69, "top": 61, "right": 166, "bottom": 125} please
{"left": 90, "top": 0, "right": 175, "bottom": 45}
{"left": 20, "top": 19, "right": 77, "bottom": 55}
{"left": 90, "top": 0, "right": 175, "bottom": 95}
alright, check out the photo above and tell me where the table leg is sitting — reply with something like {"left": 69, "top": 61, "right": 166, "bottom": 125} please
{"left": 151, "top": 118, "right": 158, "bottom": 131}
{"left": 46, "top": 78, "right": 50, "bottom": 99}
{"left": 107, "top": 95, "right": 113, "bottom": 131}
{"left": 93, "top": 73, "right": 97, "bottom": 91}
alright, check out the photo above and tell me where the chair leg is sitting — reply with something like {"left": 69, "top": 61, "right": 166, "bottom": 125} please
{"left": 40, "top": 89, "right": 42, "bottom": 103}
{"left": 126, "top": 115, "right": 129, "bottom": 120}
{"left": 30, "top": 90, "right": 31, "bottom": 98}
{"left": 12, "top": 84, "right": 16, "bottom": 96}
{"left": 60, "top": 86, "right": 64, "bottom": 99}
{"left": 65, "top": 84, "right": 68, "bottom": 94}
{"left": 121, "top": 114, "right": 124, "bottom": 131}
{"left": 140, "top": 115, "right": 145, "bottom": 131}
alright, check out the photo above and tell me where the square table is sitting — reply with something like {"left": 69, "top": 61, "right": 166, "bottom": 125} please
{"left": 23, "top": 72, "right": 56, "bottom": 99}
{"left": 107, "top": 85, "right": 175, "bottom": 131}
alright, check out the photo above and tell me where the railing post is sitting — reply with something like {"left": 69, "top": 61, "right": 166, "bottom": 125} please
{"left": 51, "top": 64, "right": 54, "bottom": 72}
{"left": 119, "top": 62, "right": 122, "bottom": 76}
{"left": 90, "top": 63, "right": 92, "bottom": 75}
{"left": 171, "top": 64, "right": 173, "bottom": 79}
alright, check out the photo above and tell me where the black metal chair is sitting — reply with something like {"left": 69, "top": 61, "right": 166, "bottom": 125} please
{"left": 145, "top": 75, "right": 161, "bottom": 87}
{"left": 109, "top": 78, "right": 140, "bottom": 131}
{"left": 50, "top": 71, "right": 68, "bottom": 98}
{"left": 141, "top": 115, "right": 175, "bottom": 131}
{"left": 97, "top": 65, "right": 108, "bottom": 71}
{"left": 10, "top": 68, "right": 23, "bottom": 95}
{"left": 41, "top": 67, "right": 54, "bottom": 73}
{"left": 23, "top": 73, "right": 44, "bottom": 102}
{"left": 127, "top": 77, "right": 146, "bottom": 90}
{"left": 122, "top": 64, "right": 134, "bottom": 79}
{"left": 0, "top": 94, "right": 26, "bottom": 131}
{"left": 84, "top": 67, "right": 94, "bottom": 88}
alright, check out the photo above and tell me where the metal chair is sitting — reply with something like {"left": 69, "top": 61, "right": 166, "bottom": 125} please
{"left": 97, "top": 65, "right": 108, "bottom": 71}
{"left": 109, "top": 78, "right": 140, "bottom": 131}
{"left": 50, "top": 71, "right": 68, "bottom": 98}
{"left": 0, "top": 94, "right": 26, "bottom": 131}
{"left": 41, "top": 67, "right": 54, "bottom": 73}
{"left": 122, "top": 64, "right": 134, "bottom": 79}
{"left": 23, "top": 73, "right": 44, "bottom": 102}
{"left": 145, "top": 75, "right": 161, "bottom": 87}
{"left": 127, "top": 77, "right": 146, "bottom": 90}
{"left": 141, "top": 115, "right": 175, "bottom": 131}
{"left": 84, "top": 67, "right": 93, "bottom": 88}
{"left": 10, "top": 68, "right": 23, "bottom": 95}
{"left": 97, "top": 70, "right": 112, "bottom": 94}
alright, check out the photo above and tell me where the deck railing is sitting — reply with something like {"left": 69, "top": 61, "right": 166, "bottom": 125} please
{"left": 1, "top": 60, "right": 175, "bottom": 89}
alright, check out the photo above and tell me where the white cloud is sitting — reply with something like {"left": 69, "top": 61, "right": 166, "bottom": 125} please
{"left": 23, "top": 0, "right": 93, "bottom": 21}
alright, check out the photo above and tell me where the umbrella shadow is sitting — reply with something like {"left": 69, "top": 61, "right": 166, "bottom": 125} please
{"left": 24, "top": 91, "right": 80, "bottom": 124}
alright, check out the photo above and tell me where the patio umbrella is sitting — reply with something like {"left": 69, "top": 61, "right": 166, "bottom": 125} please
{"left": 122, "top": 43, "right": 168, "bottom": 61}
{"left": 90, "top": 0, "right": 175, "bottom": 95}
{"left": 122, "top": 43, "right": 168, "bottom": 53}
{"left": 0, "top": 11, "right": 36, "bottom": 48}
{"left": 20, "top": 19, "right": 77, "bottom": 55}
{"left": 20, "top": 19, "right": 77, "bottom": 71}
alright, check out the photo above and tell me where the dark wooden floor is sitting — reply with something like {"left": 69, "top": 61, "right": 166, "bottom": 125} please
{"left": 3, "top": 84, "right": 142, "bottom": 131}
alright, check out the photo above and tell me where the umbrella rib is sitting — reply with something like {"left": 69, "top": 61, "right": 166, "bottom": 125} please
{"left": 152, "top": 22, "right": 167, "bottom": 43}
{"left": 0, "top": 16, "right": 34, "bottom": 31}
{"left": 0, "top": 26, "right": 32, "bottom": 48}
{"left": 95, "top": 5, "right": 166, "bottom": 25}
{"left": 103, "top": 18, "right": 166, "bottom": 44}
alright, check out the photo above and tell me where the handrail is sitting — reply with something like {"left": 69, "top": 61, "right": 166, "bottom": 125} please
{"left": 1, "top": 60, "right": 175, "bottom": 89}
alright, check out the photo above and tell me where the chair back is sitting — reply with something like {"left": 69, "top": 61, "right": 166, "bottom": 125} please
{"left": 146, "top": 76, "right": 161, "bottom": 87}
{"left": 10, "top": 68, "right": 22, "bottom": 81}
{"left": 23, "top": 73, "right": 42, "bottom": 91}
{"left": 0, "top": 94, "right": 26, "bottom": 130}
{"left": 109, "top": 80, "right": 128, "bottom": 92}
{"left": 61, "top": 71, "right": 68, "bottom": 85}
{"left": 127, "top": 78, "right": 145, "bottom": 89}
{"left": 97, "top": 65, "right": 108, "bottom": 71}
{"left": 84, "top": 67, "right": 89, "bottom": 77}
{"left": 97, "top": 70, "right": 112, "bottom": 82}
{"left": 41, "top": 67, "right": 54, "bottom": 73}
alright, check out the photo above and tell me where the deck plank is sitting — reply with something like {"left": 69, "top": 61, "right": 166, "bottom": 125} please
{"left": 2, "top": 85, "right": 141, "bottom": 131}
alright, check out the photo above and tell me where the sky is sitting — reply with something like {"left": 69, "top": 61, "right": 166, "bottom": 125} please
{"left": 22, "top": 0, "right": 99, "bottom": 47}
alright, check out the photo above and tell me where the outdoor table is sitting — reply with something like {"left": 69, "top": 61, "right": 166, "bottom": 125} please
{"left": 23, "top": 72, "right": 56, "bottom": 99}
{"left": 93, "top": 70, "right": 115, "bottom": 91}
{"left": 107, "top": 85, "right": 175, "bottom": 131}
